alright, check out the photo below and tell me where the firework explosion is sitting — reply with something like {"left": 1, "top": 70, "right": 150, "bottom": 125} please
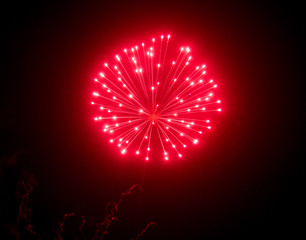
{"left": 91, "top": 34, "right": 221, "bottom": 161}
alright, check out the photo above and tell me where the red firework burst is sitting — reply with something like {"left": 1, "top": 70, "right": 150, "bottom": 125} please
{"left": 91, "top": 34, "right": 222, "bottom": 161}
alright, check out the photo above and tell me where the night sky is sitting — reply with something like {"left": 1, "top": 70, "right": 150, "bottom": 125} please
{"left": 1, "top": 1, "right": 305, "bottom": 239}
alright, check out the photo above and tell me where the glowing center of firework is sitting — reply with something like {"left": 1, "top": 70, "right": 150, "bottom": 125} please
{"left": 149, "top": 113, "right": 159, "bottom": 123}
{"left": 91, "top": 34, "right": 222, "bottom": 161}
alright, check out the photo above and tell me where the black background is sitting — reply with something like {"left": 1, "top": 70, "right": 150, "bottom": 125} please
{"left": 1, "top": 0, "right": 305, "bottom": 239}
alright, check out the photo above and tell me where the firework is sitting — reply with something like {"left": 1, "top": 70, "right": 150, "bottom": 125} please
{"left": 91, "top": 34, "right": 221, "bottom": 161}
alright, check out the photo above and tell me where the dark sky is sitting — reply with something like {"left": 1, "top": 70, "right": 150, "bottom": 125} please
{"left": 1, "top": 1, "right": 305, "bottom": 239}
